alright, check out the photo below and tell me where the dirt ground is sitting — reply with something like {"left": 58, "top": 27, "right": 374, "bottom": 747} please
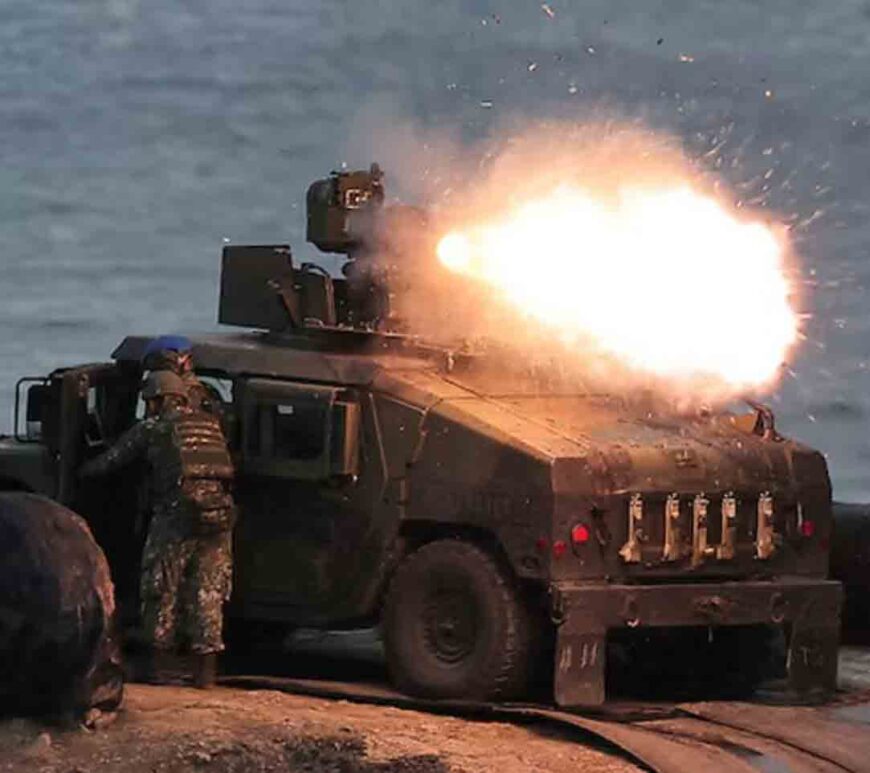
{"left": 0, "top": 685, "right": 639, "bottom": 773}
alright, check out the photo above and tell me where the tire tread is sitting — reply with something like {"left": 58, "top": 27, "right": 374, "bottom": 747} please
{"left": 383, "top": 539, "right": 531, "bottom": 700}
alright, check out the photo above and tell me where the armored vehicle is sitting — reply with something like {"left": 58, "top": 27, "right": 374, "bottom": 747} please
{"left": 0, "top": 166, "right": 841, "bottom": 706}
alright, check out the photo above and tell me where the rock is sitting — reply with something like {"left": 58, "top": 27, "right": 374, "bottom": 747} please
{"left": 0, "top": 493, "right": 124, "bottom": 718}
{"left": 32, "top": 732, "right": 51, "bottom": 750}
{"left": 22, "top": 730, "right": 53, "bottom": 760}
{"left": 82, "top": 707, "right": 119, "bottom": 730}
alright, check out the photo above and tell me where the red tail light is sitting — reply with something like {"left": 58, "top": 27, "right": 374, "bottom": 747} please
{"left": 571, "top": 523, "right": 591, "bottom": 545}
{"left": 800, "top": 519, "right": 816, "bottom": 538}
{"left": 552, "top": 540, "right": 568, "bottom": 559}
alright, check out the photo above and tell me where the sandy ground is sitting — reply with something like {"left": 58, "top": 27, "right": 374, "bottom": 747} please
{"left": 1, "top": 647, "right": 866, "bottom": 772}
{"left": 0, "top": 684, "right": 638, "bottom": 773}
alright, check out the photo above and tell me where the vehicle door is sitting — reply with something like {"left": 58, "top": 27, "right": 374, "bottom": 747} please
{"left": 56, "top": 363, "right": 144, "bottom": 616}
{"left": 232, "top": 377, "right": 363, "bottom": 622}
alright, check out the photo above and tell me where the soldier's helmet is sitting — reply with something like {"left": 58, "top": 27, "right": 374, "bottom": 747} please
{"left": 142, "top": 335, "right": 193, "bottom": 373}
{"left": 141, "top": 370, "right": 188, "bottom": 400}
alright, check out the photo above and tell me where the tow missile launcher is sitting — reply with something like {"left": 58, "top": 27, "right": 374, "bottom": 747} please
{"left": 0, "top": 166, "right": 842, "bottom": 706}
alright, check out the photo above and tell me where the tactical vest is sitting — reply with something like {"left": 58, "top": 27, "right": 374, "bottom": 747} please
{"left": 170, "top": 410, "right": 234, "bottom": 481}
{"left": 146, "top": 408, "right": 235, "bottom": 535}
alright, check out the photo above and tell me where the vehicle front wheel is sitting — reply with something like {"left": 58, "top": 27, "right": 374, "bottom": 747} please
{"left": 382, "top": 539, "right": 532, "bottom": 701}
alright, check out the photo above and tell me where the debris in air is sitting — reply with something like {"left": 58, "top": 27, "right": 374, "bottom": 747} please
{"left": 568, "top": 84, "right": 578, "bottom": 95}
{"left": 764, "top": 89, "right": 775, "bottom": 99}
{"left": 528, "top": 61, "right": 538, "bottom": 72}
{"left": 541, "top": 3, "right": 555, "bottom": 18}
{"left": 479, "top": 100, "right": 494, "bottom": 109}
{"left": 678, "top": 53, "right": 695, "bottom": 63}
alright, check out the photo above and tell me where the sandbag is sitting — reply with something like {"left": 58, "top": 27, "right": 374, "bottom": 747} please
{"left": 0, "top": 493, "right": 123, "bottom": 717}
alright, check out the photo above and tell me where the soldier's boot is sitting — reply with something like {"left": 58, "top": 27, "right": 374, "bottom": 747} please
{"left": 193, "top": 653, "right": 217, "bottom": 689}
{"left": 143, "top": 649, "right": 180, "bottom": 685}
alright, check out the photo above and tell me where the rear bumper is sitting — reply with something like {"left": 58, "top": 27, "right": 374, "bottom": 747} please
{"left": 551, "top": 578, "right": 842, "bottom": 707}
{"left": 551, "top": 577, "right": 842, "bottom": 629}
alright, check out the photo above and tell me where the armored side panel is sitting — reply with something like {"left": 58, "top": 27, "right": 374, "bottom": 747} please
{"left": 0, "top": 439, "right": 56, "bottom": 495}
{"left": 218, "top": 245, "right": 295, "bottom": 330}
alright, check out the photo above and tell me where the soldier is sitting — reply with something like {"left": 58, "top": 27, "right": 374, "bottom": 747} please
{"left": 79, "top": 370, "right": 236, "bottom": 688}
{"left": 141, "top": 335, "right": 213, "bottom": 412}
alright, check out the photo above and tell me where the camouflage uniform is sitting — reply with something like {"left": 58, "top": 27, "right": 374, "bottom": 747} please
{"left": 81, "top": 404, "right": 235, "bottom": 655}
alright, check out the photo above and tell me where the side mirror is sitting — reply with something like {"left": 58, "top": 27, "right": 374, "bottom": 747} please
{"left": 26, "top": 384, "right": 48, "bottom": 441}
{"left": 15, "top": 379, "right": 50, "bottom": 442}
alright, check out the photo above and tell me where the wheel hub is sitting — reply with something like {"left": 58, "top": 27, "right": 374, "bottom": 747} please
{"left": 423, "top": 589, "right": 477, "bottom": 664}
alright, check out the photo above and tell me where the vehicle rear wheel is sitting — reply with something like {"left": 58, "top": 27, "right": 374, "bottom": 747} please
{"left": 383, "top": 540, "right": 531, "bottom": 701}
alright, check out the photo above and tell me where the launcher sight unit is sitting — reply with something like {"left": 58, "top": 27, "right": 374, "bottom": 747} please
{"left": 306, "top": 162, "right": 385, "bottom": 255}
{"left": 222, "top": 163, "right": 419, "bottom": 330}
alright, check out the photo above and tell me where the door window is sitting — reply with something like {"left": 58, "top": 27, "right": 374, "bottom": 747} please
{"left": 240, "top": 379, "right": 359, "bottom": 479}
{"left": 273, "top": 401, "right": 327, "bottom": 459}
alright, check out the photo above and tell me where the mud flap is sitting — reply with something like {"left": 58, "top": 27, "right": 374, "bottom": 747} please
{"left": 787, "top": 586, "right": 841, "bottom": 695}
{"left": 787, "top": 623, "right": 839, "bottom": 694}
{"left": 553, "top": 615, "right": 606, "bottom": 707}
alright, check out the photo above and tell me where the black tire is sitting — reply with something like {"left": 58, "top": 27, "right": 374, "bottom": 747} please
{"left": 382, "top": 539, "right": 532, "bottom": 701}
{"left": 0, "top": 493, "right": 124, "bottom": 716}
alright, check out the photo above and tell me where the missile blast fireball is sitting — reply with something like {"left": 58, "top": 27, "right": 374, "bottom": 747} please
{"left": 436, "top": 184, "right": 798, "bottom": 397}
{"left": 0, "top": 161, "right": 841, "bottom": 708}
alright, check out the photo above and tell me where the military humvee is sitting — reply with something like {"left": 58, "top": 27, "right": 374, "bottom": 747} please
{"left": 0, "top": 166, "right": 841, "bottom": 706}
